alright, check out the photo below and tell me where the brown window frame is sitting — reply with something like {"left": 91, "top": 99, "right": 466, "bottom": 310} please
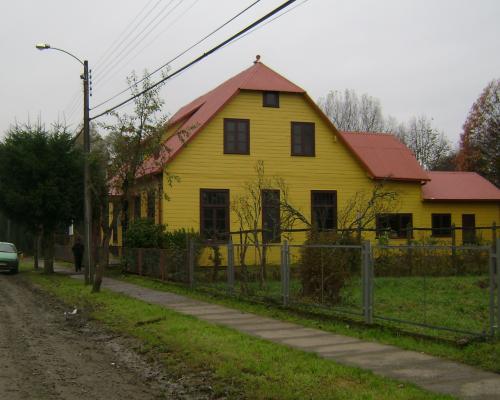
{"left": 134, "top": 195, "right": 141, "bottom": 220}
{"left": 224, "top": 118, "right": 250, "bottom": 155}
{"left": 112, "top": 207, "right": 119, "bottom": 243}
{"left": 376, "top": 213, "right": 413, "bottom": 238}
{"left": 462, "top": 214, "right": 476, "bottom": 244}
{"left": 262, "top": 189, "right": 281, "bottom": 243}
{"left": 147, "top": 191, "right": 155, "bottom": 221}
{"left": 291, "top": 122, "right": 315, "bottom": 156}
{"left": 263, "top": 91, "right": 279, "bottom": 108}
{"left": 432, "top": 213, "right": 452, "bottom": 237}
{"left": 311, "top": 190, "right": 337, "bottom": 231}
{"left": 200, "top": 189, "right": 230, "bottom": 241}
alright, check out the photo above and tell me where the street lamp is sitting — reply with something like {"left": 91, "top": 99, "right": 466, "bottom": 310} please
{"left": 35, "top": 43, "right": 93, "bottom": 285}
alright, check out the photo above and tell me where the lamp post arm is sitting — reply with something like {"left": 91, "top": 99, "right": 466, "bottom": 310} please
{"left": 47, "top": 47, "right": 85, "bottom": 66}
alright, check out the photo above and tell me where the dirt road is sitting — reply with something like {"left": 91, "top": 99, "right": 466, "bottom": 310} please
{"left": 0, "top": 273, "right": 214, "bottom": 400}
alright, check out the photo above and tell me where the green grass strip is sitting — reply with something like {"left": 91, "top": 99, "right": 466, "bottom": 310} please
{"left": 24, "top": 267, "right": 450, "bottom": 400}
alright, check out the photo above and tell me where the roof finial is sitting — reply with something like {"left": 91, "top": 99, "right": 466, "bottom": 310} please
{"left": 254, "top": 54, "right": 261, "bottom": 64}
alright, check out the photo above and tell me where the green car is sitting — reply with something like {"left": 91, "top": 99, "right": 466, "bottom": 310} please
{"left": 0, "top": 242, "right": 19, "bottom": 274}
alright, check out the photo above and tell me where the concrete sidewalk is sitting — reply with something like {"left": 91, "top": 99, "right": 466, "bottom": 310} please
{"left": 60, "top": 269, "right": 500, "bottom": 399}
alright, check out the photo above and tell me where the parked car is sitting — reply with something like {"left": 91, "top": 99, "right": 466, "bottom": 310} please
{"left": 0, "top": 242, "right": 19, "bottom": 274}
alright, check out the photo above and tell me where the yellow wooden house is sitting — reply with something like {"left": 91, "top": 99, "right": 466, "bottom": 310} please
{"left": 111, "top": 59, "right": 500, "bottom": 248}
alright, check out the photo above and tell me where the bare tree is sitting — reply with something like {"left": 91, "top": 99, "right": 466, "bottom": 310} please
{"left": 231, "top": 161, "right": 307, "bottom": 286}
{"left": 337, "top": 182, "right": 400, "bottom": 239}
{"left": 396, "top": 115, "right": 451, "bottom": 170}
{"left": 318, "top": 89, "right": 387, "bottom": 132}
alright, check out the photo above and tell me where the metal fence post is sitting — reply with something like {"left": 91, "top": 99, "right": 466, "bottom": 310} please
{"left": 362, "top": 240, "right": 373, "bottom": 324}
{"left": 451, "top": 224, "right": 457, "bottom": 272}
{"left": 496, "top": 238, "right": 500, "bottom": 336}
{"left": 188, "top": 238, "right": 195, "bottom": 288}
{"left": 138, "top": 248, "right": 143, "bottom": 276}
{"left": 227, "top": 238, "right": 235, "bottom": 296}
{"left": 489, "top": 243, "right": 496, "bottom": 336}
{"left": 281, "top": 240, "right": 290, "bottom": 307}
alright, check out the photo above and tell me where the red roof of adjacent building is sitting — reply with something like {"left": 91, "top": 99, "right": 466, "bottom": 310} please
{"left": 137, "top": 61, "right": 305, "bottom": 177}
{"left": 422, "top": 171, "right": 500, "bottom": 201}
{"left": 338, "top": 131, "right": 429, "bottom": 182}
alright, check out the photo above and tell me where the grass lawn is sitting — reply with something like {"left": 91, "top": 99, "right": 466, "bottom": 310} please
{"left": 21, "top": 263, "right": 451, "bottom": 400}
{"left": 104, "top": 268, "right": 500, "bottom": 374}
{"left": 184, "top": 268, "right": 492, "bottom": 338}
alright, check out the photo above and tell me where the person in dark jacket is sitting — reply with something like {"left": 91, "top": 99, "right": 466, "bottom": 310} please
{"left": 71, "top": 237, "right": 84, "bottom": 272}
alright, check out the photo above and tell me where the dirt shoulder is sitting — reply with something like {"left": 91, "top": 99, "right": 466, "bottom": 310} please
{"left": 0, "top": 273, "right": 214, "bottom": 400}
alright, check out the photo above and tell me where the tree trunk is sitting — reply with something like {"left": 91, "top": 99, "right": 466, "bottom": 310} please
{"left": 33, "top": 232, "right": 41, "bottom": 269}
{"left": 43, "top": 231, "right": 55, "bottom": 274}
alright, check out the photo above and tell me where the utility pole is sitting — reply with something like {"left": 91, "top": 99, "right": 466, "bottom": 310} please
{"left": 83, "top": 60, "right": 93, "bottom": 285}
{"left": 35, "top": 43, "right": 93, "bottom": 283}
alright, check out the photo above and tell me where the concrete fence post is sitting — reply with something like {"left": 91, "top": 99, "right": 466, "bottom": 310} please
{"left": 227, "top": 238, "right": 235, "bottom": 295}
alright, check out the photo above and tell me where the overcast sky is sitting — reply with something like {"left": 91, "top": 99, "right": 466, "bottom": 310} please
{"left": 1, "top": 0, "right": 499, "bottom": 145}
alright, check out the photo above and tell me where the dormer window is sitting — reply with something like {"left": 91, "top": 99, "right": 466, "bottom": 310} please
{"left": 263, "top": 91, "right": 279, "bottom": 108}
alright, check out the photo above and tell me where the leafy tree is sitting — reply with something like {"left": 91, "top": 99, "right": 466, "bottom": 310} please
{"left": 100, "top": 71, "right": 169, "bottom": 236}
{"left": 457, "top": 79, "right": 500, "bottom": 186}
{"left": 0, "top": 122, "right": 83, "bottom": 273}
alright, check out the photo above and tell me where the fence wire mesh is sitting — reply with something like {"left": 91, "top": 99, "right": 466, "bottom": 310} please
{"left": 372, "top": 244, "right": 493, "bottom": 337}
{"left": 55, "top": 238, "right": 499, "bottom": 340}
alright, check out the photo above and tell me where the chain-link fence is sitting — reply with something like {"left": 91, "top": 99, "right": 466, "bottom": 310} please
{"left": 372, "top": 243, "right": 494, "bottom": 337}
{"left": 55, "top": 238, "right": 500, "bottom": 340}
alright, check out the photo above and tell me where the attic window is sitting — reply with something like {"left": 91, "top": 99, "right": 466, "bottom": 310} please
{"left": 263, "top": 91, "right": 279, "bottom": 108}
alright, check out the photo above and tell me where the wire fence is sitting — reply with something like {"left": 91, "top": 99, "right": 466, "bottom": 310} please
{"left": 55, "top": 237, "right": 500, "bottom": 340}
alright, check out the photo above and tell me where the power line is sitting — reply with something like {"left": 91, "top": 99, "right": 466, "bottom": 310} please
{"left": 94, "top": 0, "right": 181, "bottom": 86}
{"left": 94, "top": 0, "right": 163, "bottom": 72}
{"left": 91, "top": 0, "right": 262, "bottom": 111}
{"left": 94, "top": 0, "right": 201, "bottom": 94}
{"left": 228, "top": 0, "right": 310, "bottom": 46}
{"left": 90, "top": 0, "right": 297, "bottom": 121}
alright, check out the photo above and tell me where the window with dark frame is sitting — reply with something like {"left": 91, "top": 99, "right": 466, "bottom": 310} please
{"left": 291, "top": 122, "right": 315, "bottom": 156}
{"left": 147, "top": 191, "right": 155, "bottom": 220}
{"left": 432, "top": 213, "right": 452, "bottom": 237}
{"left": 224, "top": 118, "right": 249, "bottom": 154}
{"left": 112, "top": 207, "right": 119, "bottom": 243}
{"left": 462, "top": 214, "right": 476, "bottom": 244}
{"left": 311, "top": 191, "right": 337, "bottom": 231}
{"left": 200, "top": 189, "right": 229, "bottom": 241}
{"left": 134, "top": 196, "right": 141, "bottom": 220}
{"left": 263, "top": 91, "right": 279, "bottom": 108}
{"left": 376, "top": 213, "right": 413, "bottom": 238}
{"left": 262, "top": 189, "right": 281, "bottom": 243}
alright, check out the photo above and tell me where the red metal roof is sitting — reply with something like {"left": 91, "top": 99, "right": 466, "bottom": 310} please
{"left": 422, "top": 171, "right": 500, "bottom": 201}
{"left": 338, "top": 131, "right": 429, "bottom": 182}
{"left": 137, "top": 62, "right": 304, "bottom": 177}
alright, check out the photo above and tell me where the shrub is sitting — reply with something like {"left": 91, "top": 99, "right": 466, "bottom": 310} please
{"left": 123, "top": 218, "right": 165, "bottom": 248}
{"left": 299, "top": 231, "right": 360, "bottom": 304}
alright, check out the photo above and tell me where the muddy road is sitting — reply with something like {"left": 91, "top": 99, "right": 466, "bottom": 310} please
{"left": 0, "top": 273, "right": 215, "bottom": 400}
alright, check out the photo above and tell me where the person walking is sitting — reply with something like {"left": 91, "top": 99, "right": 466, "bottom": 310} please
{"left": 71, "top": 237, "right": 84, "bottom": 272}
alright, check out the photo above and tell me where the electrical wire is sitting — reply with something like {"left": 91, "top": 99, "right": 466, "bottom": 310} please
{"left": 94, "top": 0, "right": 201, "bottom": 94}
{"left": 91, "top": 0, "right": 262, "bottom": 111}
{"left": 94, "top": 0, "right": 163, "bottom": 72}
{"left": 94, "top": 0, "right": 181, "bottom": 86}
{"left": 90, "top": 0, "right": 296, "bottom": 121}
{"left": 226, "top": 0, "right": 310, "bottom": 46}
